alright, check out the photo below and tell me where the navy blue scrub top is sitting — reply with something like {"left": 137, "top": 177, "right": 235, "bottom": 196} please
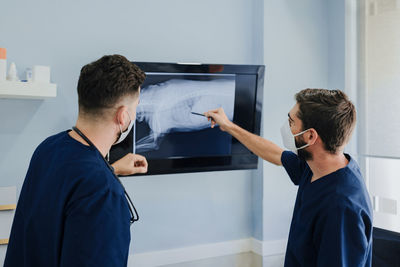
{"left": 5, "top": 131, "right": 131, "bottom": 267}
{"left": 281, "top": 151, "right": 373, "bottom": 267}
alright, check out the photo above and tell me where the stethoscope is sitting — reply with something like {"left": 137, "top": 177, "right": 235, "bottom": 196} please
{"left": 72, "top": 126, "right": 139, "bottom": 225}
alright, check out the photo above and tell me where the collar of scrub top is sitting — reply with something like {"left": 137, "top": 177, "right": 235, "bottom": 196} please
{"left": 72, "top": 126, "right": 139, "bottom": 225}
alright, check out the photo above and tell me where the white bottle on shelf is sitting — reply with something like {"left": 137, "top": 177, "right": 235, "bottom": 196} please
{"left": 0, "top": 48, "right": 6, "bottom": 81}
{"left": 7, "top": 62, "right": 19, "bottom": 81}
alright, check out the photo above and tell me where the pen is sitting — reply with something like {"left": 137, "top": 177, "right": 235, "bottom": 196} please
{"left": 191, "top": 111, "right": 216, "bottom": 123}
{"left": 191, "top": 112, "right": 206, "bottom": 117}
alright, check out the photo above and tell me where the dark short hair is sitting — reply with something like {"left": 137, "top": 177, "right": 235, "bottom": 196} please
{"left": 295, "top": 89, "right": 356, "bottom": 153}
{"left": 77, "top": 54, "right": 146, "bottom": 116}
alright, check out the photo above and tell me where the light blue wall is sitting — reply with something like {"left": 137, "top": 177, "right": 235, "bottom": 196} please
{"left": 0, "top": 0, "right": 264, "bottom": 256}
{"left": 328, "top": 0, "right": 346, "bottom": 90}
{"left": 262, "top": 0, "right": 332, "bottom": 242}
{"left": 250, "top": 0, "right": 265, "bottom": 242}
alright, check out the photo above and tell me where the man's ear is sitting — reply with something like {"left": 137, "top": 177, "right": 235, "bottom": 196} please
{"left": 308, "top": 128, "right": 319, "bottom": 145}
{"left": 115, "top": 106, "right": 128, "bottom": 127}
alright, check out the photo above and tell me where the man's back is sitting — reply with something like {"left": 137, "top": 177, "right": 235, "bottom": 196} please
{"left": 5, "top": 131, "right": 131, "bottom": 267}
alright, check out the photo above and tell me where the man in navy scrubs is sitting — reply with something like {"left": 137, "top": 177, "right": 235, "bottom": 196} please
{"left": 5, "top": 55, "right": 148, "bottom": 266}
{"left": 205, "top": 89, "right": 372, "bottom": 266}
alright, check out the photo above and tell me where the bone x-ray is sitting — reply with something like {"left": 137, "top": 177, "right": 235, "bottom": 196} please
{"left": 134, "top": 74, "right": 236, "bottom": 159}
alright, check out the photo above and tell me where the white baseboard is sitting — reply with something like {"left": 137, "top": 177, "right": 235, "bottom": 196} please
{"left": 251, "top": 238, "right": 287, "bottom": 257}
{"left": 128, "top": 238, "right": 287, "bottom": 267}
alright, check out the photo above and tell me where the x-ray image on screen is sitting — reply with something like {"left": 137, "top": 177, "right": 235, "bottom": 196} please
{"left": 109, "top": 62, "right": 264, "bottom": 175}
{"left": 135, "top": 74, "right": 236, "bottom": 159}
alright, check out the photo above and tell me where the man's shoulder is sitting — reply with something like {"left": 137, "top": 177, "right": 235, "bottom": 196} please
{"left": 38, "top": 130, "right": 69, "bottom": 147}
{"left": 339, "top": 160, "right": 368, "bottom": 197}
{"left": 32, "top": 131, "right": 70, "bottom": 158}
{"left": 32, "top": 131, "right": 118, "bottom": 192}
{"left": 34, "top": 130, "right": 98, "bottom": 162}
{"left": 281, "top": 151, "right": 308, "bottom": 168}
{"left": 281, "top": 150, "right": 310, "bottom": 186}
{"left": 31, "top": 131, "right": 124, "bottom": 197}
{"left": 331, "top": 174, "right": 372, "bottom": 218}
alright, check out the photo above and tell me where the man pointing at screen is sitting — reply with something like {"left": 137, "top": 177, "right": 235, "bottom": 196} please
{"left": 205, "top": 89, "right": 372, "bottom": 267}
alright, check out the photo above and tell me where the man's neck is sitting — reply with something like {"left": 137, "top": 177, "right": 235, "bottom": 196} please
{"left": 307, "top": 151, "right": 349, "bottom": 183}
{"left": 69, "top": 118, "right": 116, "bottom": 157}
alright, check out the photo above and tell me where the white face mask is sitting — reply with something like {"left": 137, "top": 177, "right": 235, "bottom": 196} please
{"left": 114, "top": 111, "right": 134, "bottom": 145}
{"left": 280, "top": 120, "right": 310, "bottom": 155}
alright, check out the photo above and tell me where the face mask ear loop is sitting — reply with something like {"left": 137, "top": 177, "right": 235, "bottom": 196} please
{"left": 118, "top": 110, "right": 132, "bottom": 134}
{"left": 297, "top": 143, "right": 310, "bottom": 150}
{"left": 120, "top": 111, "right": 132, "bottom": 133}
{"left": 118, "top": 122, "right": 123, "bottom": 135}
{"left": 293, "top": 128, "right": 310, "bottom": 137}
{"left": 294, "top": 128, "right": 312, "bottom": 150}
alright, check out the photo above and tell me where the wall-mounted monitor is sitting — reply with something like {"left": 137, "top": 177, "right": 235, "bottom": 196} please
{"left": 109, "top": 62, "right": 264, "bottom": 175}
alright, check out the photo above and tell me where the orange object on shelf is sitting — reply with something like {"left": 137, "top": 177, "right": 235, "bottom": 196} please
{"left": 0, "top": 48, "right": 6, "bottom": 59}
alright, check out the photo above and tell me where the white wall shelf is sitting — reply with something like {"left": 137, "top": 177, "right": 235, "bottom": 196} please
{"left": 0, "top": 81, "right": 57, "bottom": 99}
